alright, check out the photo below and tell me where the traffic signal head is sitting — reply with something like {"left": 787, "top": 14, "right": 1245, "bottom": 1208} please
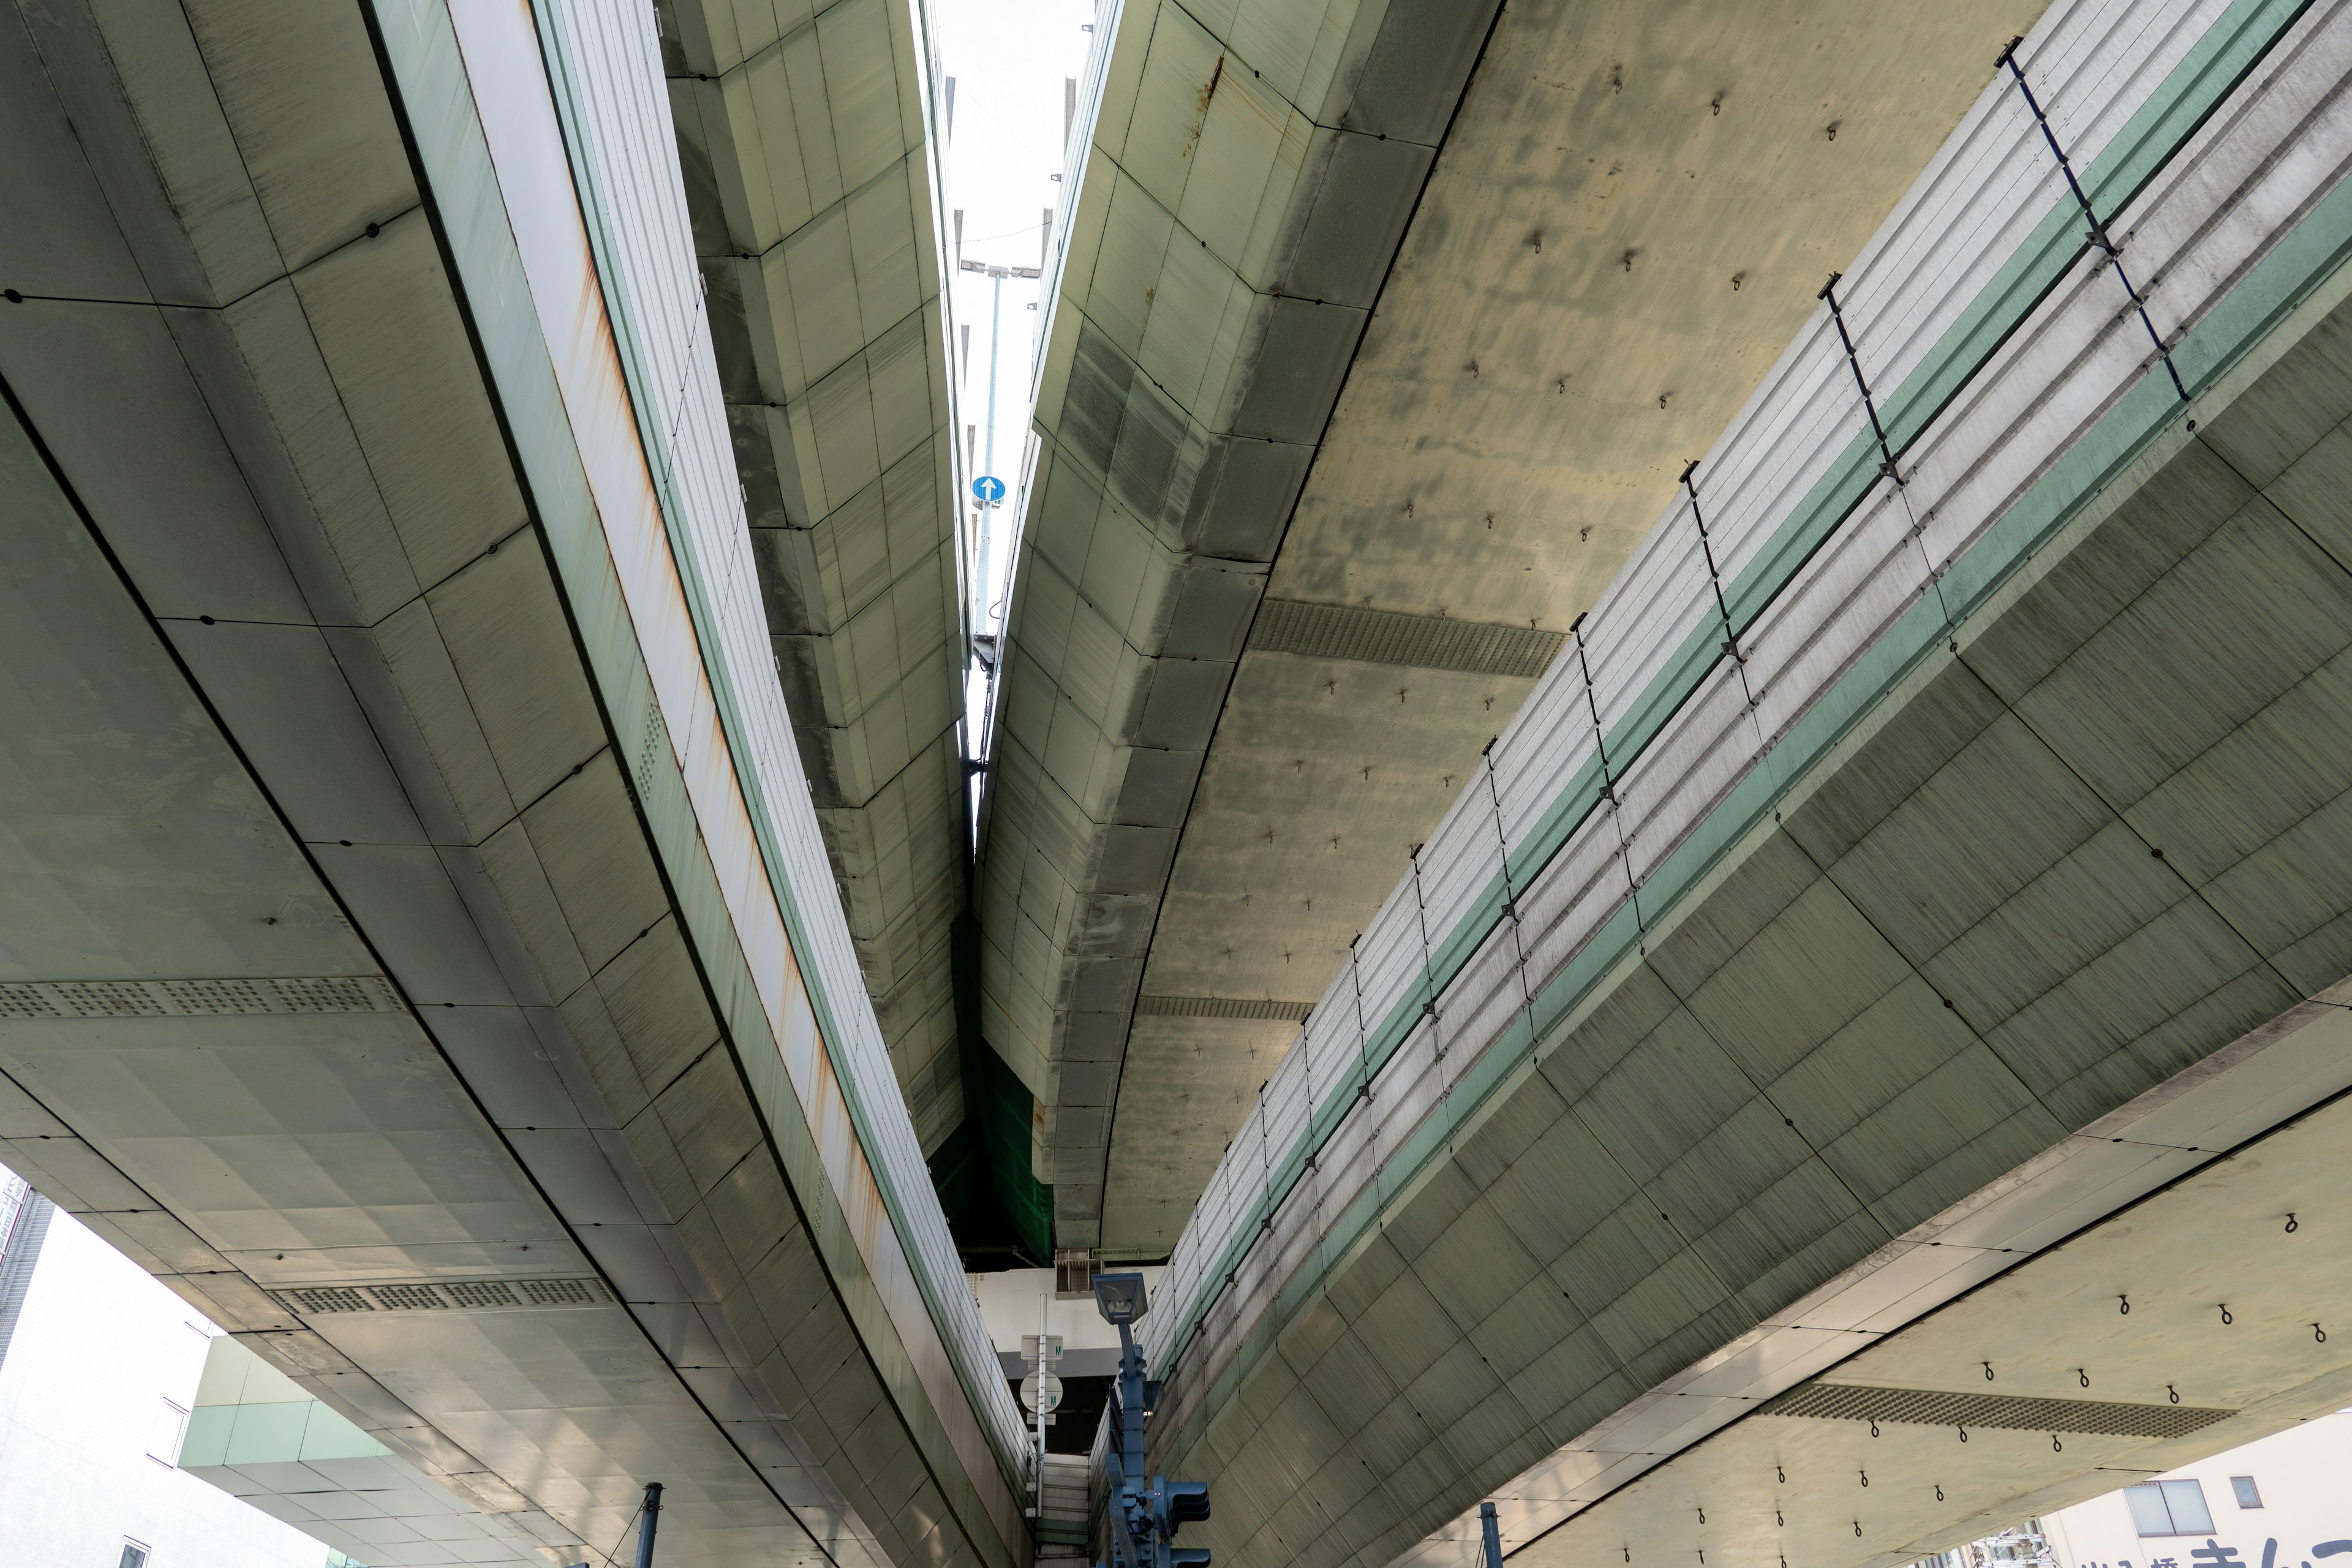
{"left": 1157, "top": 1480, "right": 1210, "bottom": 1528}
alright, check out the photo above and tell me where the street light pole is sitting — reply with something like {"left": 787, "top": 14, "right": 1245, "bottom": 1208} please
{"left": 986, "top": 268, "right": 1003, "bottom": 515}
{"left": 982, "top": 268, "right": 1001, "bottom": 630}
{"left": 956, "top": 256, "right": 1040, "bottom": 636}
{"left": 1033, "top": 1289, "right": 1048, "bottom": 1517}
{"left": 1092, "top": 1273, "right": 1209, "bottom": 1568}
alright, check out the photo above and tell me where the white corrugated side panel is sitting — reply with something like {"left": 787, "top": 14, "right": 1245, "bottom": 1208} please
{"left": 1616, "top": 655, "right": 1764, "bottom": 893}
{"left": 1839, "top": 0, "right": 2225, "bottom": 396}
{"left": 1583, "top": 518, "right": 1714, "bottom": 744}
{"left": 1491, "top": 666, "right": 1593, "bottom": 850}
{"left": 1417, "top": 779, "right": 1503, "bottom": 944}
{"left": 1694, "top": 321, "right": 1857, "bottom": 591}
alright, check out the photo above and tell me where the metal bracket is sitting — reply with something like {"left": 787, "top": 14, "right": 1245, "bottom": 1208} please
{"left": 1998, "top": 36, "right": 2188, "bottom": 402}
{"left": 1572, "top": 617, "right": 1645, "bottom": 918}
{"left": 1680, "top": 459, "right": 1744, "bottom": 665}
{"left": 1819, "top": 272, "right": 1904, "bottom": 486}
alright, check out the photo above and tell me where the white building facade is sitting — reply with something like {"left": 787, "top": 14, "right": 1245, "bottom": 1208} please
{"left": 0, "top": 1192, "right": 335, "bottom": 1568}
{"left": 2044, "top": 1415, "right": 2352, "bottom": 1568}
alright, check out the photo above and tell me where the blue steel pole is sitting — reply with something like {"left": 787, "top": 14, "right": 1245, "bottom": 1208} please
{"left": 1090, "top": 1275, "right": 1206, "bottom": 1568}
{"left": 635, "top": 1482, "right": 662, "bottom": 1568}
{"left": 1115, "top": 1317, "right": 1149, "bottom": 1568}
{"left": 1115, "top": 1319, "right": 1146, "bottom": 1482}
{"left": 1480, "top": 1501, "right": 1502, "bottom": 1568}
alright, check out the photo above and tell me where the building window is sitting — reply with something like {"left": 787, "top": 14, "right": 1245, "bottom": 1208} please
{"left": 2126, "top": 1480, "right": 2217, "bottom": 1536}
{"left": 119, "top": 1541, "right": 149, "bottom": 1568}
{"left": 2232, "top": 1476, "right": 2264, "bottom": 1509}
{"left": 148, "top": 1399, "right": 187, "bottom": 1467}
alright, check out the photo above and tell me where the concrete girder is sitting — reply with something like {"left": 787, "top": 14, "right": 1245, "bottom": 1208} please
{"left": 981, "top": 0, "right": 1507, "bottom": 1250}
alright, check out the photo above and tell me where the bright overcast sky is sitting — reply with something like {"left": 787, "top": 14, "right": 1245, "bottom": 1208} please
{"left": 937, "top": 0, "right": 1097, "bottom": 794}
{"left": 936, "top": 0, "right": 1097, "bottom": 641}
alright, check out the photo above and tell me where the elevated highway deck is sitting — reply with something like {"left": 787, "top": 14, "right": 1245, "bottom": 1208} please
{"left": 1095, "top": 4, "right": 2352, "bottom": 1567}
{"left": 0, "top": 2, "right": 1020, "bottom": 1564}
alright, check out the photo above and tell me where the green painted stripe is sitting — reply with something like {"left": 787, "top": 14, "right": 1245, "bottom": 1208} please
{"left": 1152, "top": 0, "right": 2318, "bottom": 1373}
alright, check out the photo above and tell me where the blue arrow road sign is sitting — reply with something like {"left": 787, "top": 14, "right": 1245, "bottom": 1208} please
{"left": 972, "top": 475, "right": 1006, "bottom": 504}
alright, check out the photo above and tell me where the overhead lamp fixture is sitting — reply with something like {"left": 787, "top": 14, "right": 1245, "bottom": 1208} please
{"left": 1093, "top": 1271, "right": 1149, "bottom": 1326}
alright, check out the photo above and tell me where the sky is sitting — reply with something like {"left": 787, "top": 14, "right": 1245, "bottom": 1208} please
{"left": 933, "top": 0, "right": 1101, "bottom": 772}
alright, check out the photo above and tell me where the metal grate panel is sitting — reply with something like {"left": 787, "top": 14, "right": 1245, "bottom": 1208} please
{"left": 277, "top": 1286, "right": 376, "bottom": 1315}
{"left": 443, "top": 1281, "right": 520, "bottom": 1309}
{"left": 162, "top": 979, "right": 271, "bottom": 1014}
{"left": 0, "top": 976, "right": 402, "bottom": 1019}
{"left": 1135, "top": 994, "right": 1314, "bottom": 1022}
{"left": 270, "top": 1277, "right": 612, "bottom": 1316}
{"left": 1247, "top": 598, "right": 1567, "bottom": 679}
{"left": 1759, "top": 1381, "right": 2235, "bottom": 1439}
{"left": 516, "top": 1277, "right": 603, "bottom": 1307}
{"left": 368, "top": 1283, "right": 450, "bottom": 1311}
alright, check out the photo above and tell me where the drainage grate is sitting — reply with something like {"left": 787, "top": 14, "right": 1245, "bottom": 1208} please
{"left": 164, "top": 979, "right": 274, "bottom": 1014}
{"left": 276, "top": 1286, "right": 377, "bottom": 1316}
{"left": 1248, "top": 598, "right": 1567, "bottom": 679}
{"left": 1135, "top": 994, "right": 1314, "bottom": 1022}
{"left": 444, "top": 1281, "right": 520, "bottom": 1309}
{"left": 265, "top": 978, "right": 399, "bottom": 1014}
{"left": 368, "top": 1283, "right": 450, "bottom": 1311}
{"left": 0, "top": 976, "right": 402, "bottom": 1019}
{"left": 270, "top": 1277, "right": 612, "bottom": 1316}
{"left": 1759, "top": 1382, "right": 2234, "bottom": 1439}
{"left": 516, "top": 1277, "right": 603, "bottom": 1308}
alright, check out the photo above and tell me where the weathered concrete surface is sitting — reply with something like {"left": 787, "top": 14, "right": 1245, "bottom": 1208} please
{"left": 1518, "top": 1073, "right": 2352, "bottom": 1568}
